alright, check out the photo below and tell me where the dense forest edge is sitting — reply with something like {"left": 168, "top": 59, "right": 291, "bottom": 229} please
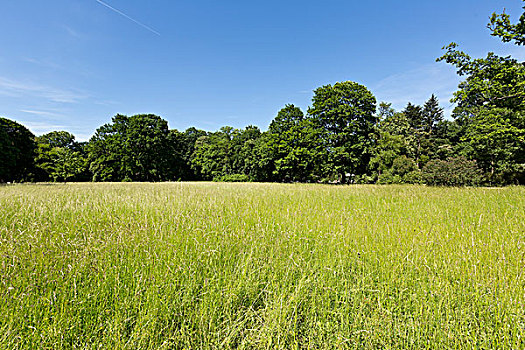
{"left": 1, "top": 3, "right": 524, "bottom": 186}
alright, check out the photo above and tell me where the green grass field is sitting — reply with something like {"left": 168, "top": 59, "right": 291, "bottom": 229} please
{"left": 1, "top": 183, "right": 524, "bottom": 349}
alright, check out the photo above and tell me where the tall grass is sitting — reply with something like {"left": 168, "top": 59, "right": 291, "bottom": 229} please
{"left": 1, "top": 183, "right": 524, "bottom": 349}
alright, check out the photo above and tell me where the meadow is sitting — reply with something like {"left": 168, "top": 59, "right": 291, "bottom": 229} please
{"left": 0, "top": 183, "right": 524, "bottom": 349}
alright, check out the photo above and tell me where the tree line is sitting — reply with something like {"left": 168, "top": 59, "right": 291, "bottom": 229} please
{"left": 1, "top": 2, "right": 524, "bottom": 186}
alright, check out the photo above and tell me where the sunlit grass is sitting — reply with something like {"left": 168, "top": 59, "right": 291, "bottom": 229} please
{"left": 1, "top": 183, "right": 524, "bottom": 348}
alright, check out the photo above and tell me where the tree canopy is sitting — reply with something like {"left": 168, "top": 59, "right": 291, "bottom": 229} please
{"left": 488, "top": 0, "right": 525, "bottom": 45}
{"left": 0, "top": 117, "right": 36, "bottom": 182}
{"left": 88, "top": 114, "right": 175, "bottom": 182}
{"left": 308, "top": 81, "right": 377, "bottom": 182}
{"left": 35, "top": 131, "right": 89, "bottom": 182}
{"left": 437, "top": 1, "right": 525, "bottom": 184}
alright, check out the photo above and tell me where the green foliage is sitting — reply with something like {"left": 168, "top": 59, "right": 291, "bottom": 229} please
{"left": 213, "top": 174, "right": 251, "bottom": 182}
{"left": 436, "top": 2, "right": 525, "bottom": 185}
{"left": 180, "top": 127, "right": 208, "bottom": 180}
{"left": 392, "top": 155, "right": 418, "bottom": 177}
{"left": 230, "top": 125, "right": 262, "bottom": 180}
{"left": 422, "top": 157, "right": 485, "bottom": 186}
{"left": 379, "top": 106, "right": 412, "bottom": 137}
{"left": 372, "top": 96, "right": 446, "bottom": 181}
{"left": 369, "top": 132, "right": 408, "bottom": 179}
{"left": 403, "top": 103, "right": 425, "bottom": 131}
{"left": 35, "top": 131, "right": 89, "bottom": 182}
{"left": 37, "top": 130, "right": 76, "bottom": 149}
{"left": 401, "top": 97, "right": 445, "bottom": 168}
{"left": 0, "top": 124, "right": 12, "bottom": 182}
{"left": 431, "top": 120, "right": 462, "bottom": 160}
{"left": 262, "top": 105, "right": 326, "bottom": 182}
{"left": 376, "top": 156, "right": 421, "bottom": 185}
{"left": 402, "top": 170, "right": 423, "bottom": 184}
{"left": 0, "top": 117, "right": 36, "bottom": 182}
{"left": 166, "top": 129, "right": 190, "bottom": 181}
{"left": 488, "top": 0, "right": 525, "bottom": 45}
{"left": 191, "top": 126, "right": 262, "bottom": 181}
{"left": 191, "top": 130, "right": 231, "bottom": 180}
{"left": 268, "top": 104, "right": 305, "bottom": 135}
{"left": 377, "top": 171, "right": 402, "bottom": 185}
{"left": 438, "top": 45, "right": 525, "bottom": 114}
{"left": 48, "top": 147, "right": 87, "bottom": 182}
{"left": 423, "top": 94, "right": 444, "bottom": 134}
{"left": 88, "top": 114, "right": 175, "bottom": 182}
{"left": 463, "top": 108, "right": 525, "bottom": 184}
{"left": 308, "top": 81, "right": 377, "bottom": 181}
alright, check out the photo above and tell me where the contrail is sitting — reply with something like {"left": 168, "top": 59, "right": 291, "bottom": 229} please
{"left": 95, "top": 0, "right": 161, "bottom": 36}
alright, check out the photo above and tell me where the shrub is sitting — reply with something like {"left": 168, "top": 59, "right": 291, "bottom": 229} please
{"left": 422, "top": 157, "right": 484, "bottom": 186}
{"left": 377, "top": 171, "right": 402, "bottom": 184}
{"left": 213, "top": 174, "right": 251, "bottom": 182}
{"left": 392, "top": 156, "right": 418, "bottom": 176}
{"left": 353, "top": 174, "right": 375, "bottom": 184}
{"left": 376, "top": 157, "right": 421, "bottom": 185}
{"left": 403, "top": 170, "right": 423, "bottom": 184}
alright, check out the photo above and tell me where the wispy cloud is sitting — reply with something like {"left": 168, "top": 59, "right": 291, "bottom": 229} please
{"left": 372, "top": 63, "right": 461, "bottom": 117}
{"left": 20, "top": 109, "right": 66, "bottom": 118}
{"left": 95, "top": 0, "right": 161, "bottom": 36}
{"left": 63, "top": 25, "right": 82, "bottom": 39}
{"left": 373, "top": 46, "right": 525, "bottom": 117}
{"left": 17, "top": 121, "right": 68, "bottom": 134}
{"left": 93, "top": 99, "right": 121, "bottom": 106}
{"left": 0, "top": 76, "right": 88, "bottom": 103}
{"left": 22, "top": 57, "right": 61, "bottom": 70}
{"left": 15, "top": 119, "right": 93, "bottom": 141}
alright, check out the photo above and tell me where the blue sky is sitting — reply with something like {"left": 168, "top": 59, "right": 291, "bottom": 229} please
{"left": 0, "top": 0, "right": 524, "bottom": 140}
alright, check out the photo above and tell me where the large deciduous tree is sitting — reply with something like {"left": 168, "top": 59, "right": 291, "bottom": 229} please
{"left": 262, "top": 105, "right": 325, "bottom": 182}
{"left": 308, "top": 81, "right": 377, "bottom": 182}
{"left": 88, "top": 114, "right": 173, "bottom": 182}
{"left": 35, "top": 131, "right": 89, "bottom": 182}
{"left": 438, "top": 45, "right": 525, "bottom": 115}
{"left": 437, "top": 2, "right": 525, "bottom": 184}
{"left": 0, "top": 117, "right": 36, "bottom": 182}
